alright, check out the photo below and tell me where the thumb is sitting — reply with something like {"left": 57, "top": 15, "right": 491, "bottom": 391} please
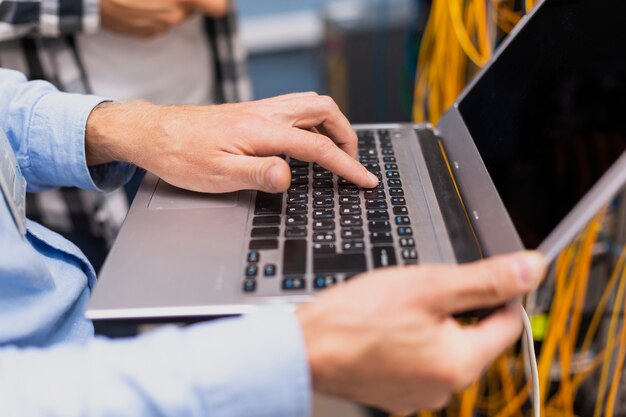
{"left": 431, "top": 251, "right": 547, "bottom": 314}
{"left": 227, "top": 155, "right": 291, "bottom": 193}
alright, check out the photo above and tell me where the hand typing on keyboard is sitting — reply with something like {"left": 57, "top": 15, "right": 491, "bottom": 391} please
{"left": 297, "top": 251, "right": 547, "bottom": 414}
{"left": 84, "top": 92, "right": 379, "bottom": 193}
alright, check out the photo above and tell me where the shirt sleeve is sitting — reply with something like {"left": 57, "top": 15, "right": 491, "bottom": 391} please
{"left": 0, "top": 68, "right": 135, "bottom": 192}
{"left": 0, "top": 312, "right": 312, "bottom": 417}
{"left": 0, "top": 0, "right": 99, "bottom": 41}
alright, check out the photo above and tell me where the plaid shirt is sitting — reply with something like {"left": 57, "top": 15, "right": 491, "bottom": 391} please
{"left": 0, "top": 0, "right": 252, "bottom": 265}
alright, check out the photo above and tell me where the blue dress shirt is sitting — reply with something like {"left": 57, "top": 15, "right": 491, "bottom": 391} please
{"left": 0, "top": 69, "right": 310, "bottom": 417}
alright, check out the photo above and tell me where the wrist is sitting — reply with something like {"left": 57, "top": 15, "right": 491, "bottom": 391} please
{"left": 85, "top": 100, "right": 159, "bottom": 166}
{"left": 296, "top": 304, "right": 348, "bottom": 396}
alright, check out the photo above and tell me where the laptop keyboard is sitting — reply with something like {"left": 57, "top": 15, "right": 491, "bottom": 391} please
{"left": 244, "top": 128, "right": 418, "bottom": 294}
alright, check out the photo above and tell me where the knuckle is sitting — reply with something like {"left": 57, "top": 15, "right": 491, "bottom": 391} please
{"left": 318, "top": 95, "right": 338, "bottom": 112}
{"left": 313, "top": 134, "right": 336, "bottom": 157}
{"left": 479, "top": 263, "right": 506, "bottom": 300}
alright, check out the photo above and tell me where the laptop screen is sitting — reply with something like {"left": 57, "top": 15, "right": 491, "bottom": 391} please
{"left": 458, "top": 0, "right": 626, "bottom": 249}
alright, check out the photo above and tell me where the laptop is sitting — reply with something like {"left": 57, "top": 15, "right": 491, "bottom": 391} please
{"left": 87, "top": 0, "right": 626, "bottom": 321}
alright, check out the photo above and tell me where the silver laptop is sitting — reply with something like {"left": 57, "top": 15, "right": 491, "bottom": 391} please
{"left": 87, "top": 0, "right": 626, "bottom": 321}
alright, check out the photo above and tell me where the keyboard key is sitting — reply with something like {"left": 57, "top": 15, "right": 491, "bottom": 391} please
{"left": 312, "top": 163, "right": 326, "bottom": 171}
{"left": 359, "top": 148, "right": 377, "bottom": 157}
{"left": 314, "top": 232, "right": 336, "bottom": 243}
{"left": 363, "top": 163, "right": 380, "bottom": 172}
{"left": 313, "top": 171, "right": 332, "bottom": 179}
{"left": 314, "top": 243, "right": 336, "bottom": 254}
{"left": 383, "top": 156, "right": 397, "bottom": 163}
{"left": 340, "top": 205, "right": 361, "bottom": 215}
{"left": 313, "top": 253, "right": 367, "bottom": 274}
{"left": 382, "top": 148, "right": 395, "bottom": 155}
{"left": 249, "top": 239, "right": 279, "bottom": 250}
{"left": 402, "top": 248, "right": 418, "bottom": 261}
{"left": 339, "top": 186, "right": 359, "bottom": 195}
{"left": 313, "top": 180, "right": 333, "bottom": 189}
{"left": 397, "top": 227, "right": 414, "bottom": 236}
{"left": 341, "top": 228, "right": 364, "bottom": 240}
{"left": 291, "top": 175, "right": 309, "bottom": 185}
{"left": 370, "top": 232, "right": 393, "bottom": 244}
{"left": 243, "top": 279, "right": 257, "bottom": 293}
{"left": 283, "top": 239, "right": 307, "bottom": 275}
{"left": 340, "top": 216, "right": 363, "bottom": 227}
{"left": 384, "top": 163, "right": 398, "bottom": 170}
{"left": 387, "top": 179, "right": 402, "bottom": 187}
{"left": 287, "top": 195, "right": 307, "bottom": 204}
{"left": 337, "top": 178, "right": 355, "bottom": 186}
{"left": 313, "top": 198, "right": 334, "bottom": 208}
{"left": 393, "top": 206, "right": 409, "bottom": 215}
{"left": 372, "top": 246, "right": 397, "bottom": 268}
{"left": 288, "top": 185, "right": 308, "bottom": 194}
{"left": 391, "top": 197, "right": 406, "bottom": 205}
{"left": 282, "top": 277, "right": 306, "bottom": 290}
{"left": 313, "top": 208, "right": 335, "bottom": 219}
{"left": 289, "top": 159, "right": 308, "bottom": 167}
{"left": 367, "top": 210, "right": 389, "bottom": 221}
{"left": 365, "top": 200, "right": 388, "bottom": 210}
{"left": 389, "top": 188, "right": 404, "bottom": 196}
{"left": 286, "top": 215, "right": 307, "bottom": 226}
{"left": 313, "top": 275, "right": 338, "bottom": 289}
{"left": 400, "top": 237, "right": 416, "bottom": 247}
{"left": 386, "top": 171, "right": 400, "bottom": 178}
{"left": 364, "top": 190, "right": 385, "bottom": 200}
{"left": 368, "top": 220, "right": 391, "bottom": 232}
{"left": 247, "top": 251, "right": 260, "bottom": 263}
{"left": 264, "top": 264, "right": 277, "bottom": 277}
{"left": 246, "top": 264, "right": 258, "bottom": 277}
{"left": 290, "top": 167, "right": 308, "bottom": 176}
{"left": 342, "top": 240, "right": 365, "bottom": 252}
{"left": 285, "top": 227, "right": 307, "bottom": 238}
{"left": 314, "top": 220, "right": 335, "bottom": 230}
{"left": 313, "top": 189, "right": 333, "bottom": 198}
{"left": 395, "top": 216, "right": 411, "bottom": 225}
{"left": 251, "top": 227, "right": 279, "bottom": 238}
{"left": 253, "top": 216, "right": 280, "bottom": 226}
{"left": 339, "top": 196, "right": 360, "bottom": 205}
{"left": 287, "top": 204, "right": 307, "bottom": 215}
{"left": 254, "top": 192, "right": 282, "bottom": 215}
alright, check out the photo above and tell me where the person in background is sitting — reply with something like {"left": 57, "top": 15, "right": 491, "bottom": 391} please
{"left": 0, "top": 0, "right": 251, "bottom": 270}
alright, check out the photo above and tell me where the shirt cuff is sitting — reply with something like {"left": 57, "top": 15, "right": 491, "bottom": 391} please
{"left": 28, "top": 92, "right": 135, "bottom": 192}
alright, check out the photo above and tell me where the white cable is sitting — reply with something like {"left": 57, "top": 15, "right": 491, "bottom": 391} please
{"left": 522, "top": 305, "right": 541, "bottom": 417}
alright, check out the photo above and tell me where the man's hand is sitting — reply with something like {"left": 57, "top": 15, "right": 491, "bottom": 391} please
{"left": 177, "top": 0, "right": 229, "bottom": 17}
{"left": 100, "top": 0, "right": 195, "bottom": 38}
{"left": 85, "top": 93, "right": 379, "bottom": 192}
{"left": 297, "top": 251, "right": 547, "bottom": 415}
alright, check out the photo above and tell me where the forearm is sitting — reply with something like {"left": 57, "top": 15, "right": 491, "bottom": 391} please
{"left": 0, "top": 0, "right": 100, "bottom": 41}
{"left": 0, "top": 313, "right": 310, "bottom": 417}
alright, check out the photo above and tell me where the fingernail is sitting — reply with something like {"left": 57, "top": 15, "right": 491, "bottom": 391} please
{"left": 367, "top": 172, "right": 379, "bottom": 186}
{"left": 513, "top": 252, "right": 546, "bottom": 288}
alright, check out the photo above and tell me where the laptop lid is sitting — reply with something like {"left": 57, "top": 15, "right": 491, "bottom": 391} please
{"left": 437, "top": 0, "right": 626, "bottom": 260}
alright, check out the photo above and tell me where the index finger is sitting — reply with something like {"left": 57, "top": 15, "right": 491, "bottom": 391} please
{"left": 253, "top": 123, "right": 379, "bottom": 189}
{"left": 275, "top": 95, "right": 359, "bottom": 159}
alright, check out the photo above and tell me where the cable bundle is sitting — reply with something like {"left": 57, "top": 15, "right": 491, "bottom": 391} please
{"left": 412, "top": 0, "right": 539, "bottom": 123}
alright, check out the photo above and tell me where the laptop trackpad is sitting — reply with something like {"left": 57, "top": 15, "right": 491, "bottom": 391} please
{"left": 148, "top": 179, "right": 239, "bottom": 210}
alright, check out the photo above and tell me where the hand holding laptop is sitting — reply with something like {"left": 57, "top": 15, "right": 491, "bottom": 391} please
{"left": 85, "top": 93, "right": 379, "bottom": 193}
{"left": 297, "top": 251, "right": 547, "bottom": 414}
